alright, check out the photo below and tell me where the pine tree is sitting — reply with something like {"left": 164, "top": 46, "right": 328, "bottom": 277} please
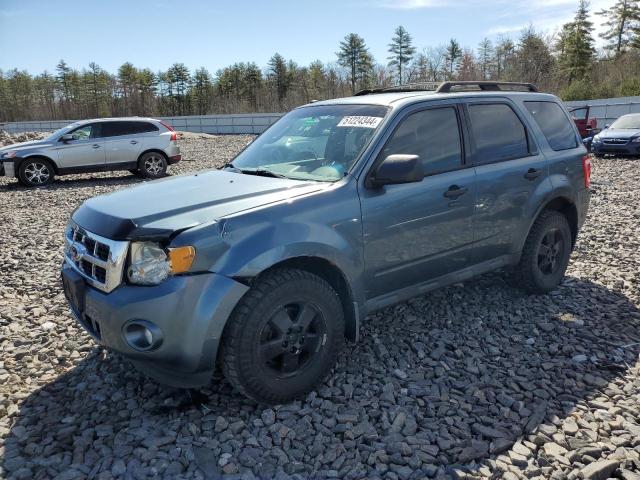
{"left": 387, "top": 26, "right": 416, "bottom": 85}
{"left": 445, "top": 39, "right": 463, "bottom": 79}
{"left": 514, "top": 27, "right": 554, "bottom": 85}
{"left": 477, "top": 37, "right": 495, "bottom": 80}
{"left": 268, "top": 53, "right": 289, "bottom": 109}
{"left": 557, "top": 0, "right": 596, "bottom": 82}
{"left": 337, "top": 33, "right": 373, "bottom": 94}
{"left": 494, "top": 36, "right": 515, "bottom": 79}
{"left": 597, "top": 0, "right": 640, "bottom": 55}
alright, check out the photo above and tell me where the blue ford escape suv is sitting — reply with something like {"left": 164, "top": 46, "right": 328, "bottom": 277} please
{"left": 61, "top": 82, "right": 591, "bottom": 404}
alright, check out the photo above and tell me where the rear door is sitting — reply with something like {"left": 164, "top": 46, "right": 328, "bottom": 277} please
{"left": 360, "top": 102, "right": 477, "bottom": 299}
{"left": 464, "top": 100, "right": 549, "bottom": 262}
{"left": 102, "top": 121, "right": 149, "bottom": 165}
{"left": 55, "top": 123, "right": 105, "bottom": 169}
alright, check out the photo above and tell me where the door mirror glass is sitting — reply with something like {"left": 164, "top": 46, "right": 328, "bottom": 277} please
{"left": 368, "top": 154, "right": 423, "bottom": 188}
{"left": 60, "top": 134, "right": 74, "bottom": 142}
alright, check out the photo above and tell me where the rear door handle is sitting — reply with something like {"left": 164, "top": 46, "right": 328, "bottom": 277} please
{"left": 130, "top": 140, "right": 138, "bottom": 145}
{"left": 524, "top": 168, "right": 542, "bottom": 180}
{"left": 92, "top": 144, "right": 101, "bottom": 149}
{"left": 443, "top": 185, "right": 468, "bottom": 199}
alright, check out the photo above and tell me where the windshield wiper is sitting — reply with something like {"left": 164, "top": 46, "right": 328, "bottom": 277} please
{"left": 231, "top": 167, "right": 288, "bottom": 179}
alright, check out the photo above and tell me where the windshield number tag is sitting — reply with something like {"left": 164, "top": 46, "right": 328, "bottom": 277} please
{"left": 337, "top": 116, "right": 382, "bottom": 129}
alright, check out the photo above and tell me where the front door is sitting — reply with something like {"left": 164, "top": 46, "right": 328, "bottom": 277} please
{"left": 360, "top": 105, "right": 476, "bottom": 299}
{"left": 55, "top": 123, "right": 105, "bottom": 169}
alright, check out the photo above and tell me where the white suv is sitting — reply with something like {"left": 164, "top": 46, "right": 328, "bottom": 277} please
{"left": 0, "top": 117, "right": 181, "bottom": 187}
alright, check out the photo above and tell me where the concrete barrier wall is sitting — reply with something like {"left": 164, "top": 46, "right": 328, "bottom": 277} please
{"left": 0, "top": 113, "right": 284, "bottom": 135}
{"left": 2, "top": 96, "right": 640, "bottom": 134}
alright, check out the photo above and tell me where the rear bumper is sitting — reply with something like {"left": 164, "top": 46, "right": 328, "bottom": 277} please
{"left": 62, "top": 264, "right": 248, "bottom": 387}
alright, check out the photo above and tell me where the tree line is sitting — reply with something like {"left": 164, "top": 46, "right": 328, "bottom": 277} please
{"left": 1, "top": 0, "right": 640, "bottom": 122}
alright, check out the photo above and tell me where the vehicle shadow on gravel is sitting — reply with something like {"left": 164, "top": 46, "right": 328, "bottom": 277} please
{"left": 3, "top": 274, "right": 640, "bottom": 479}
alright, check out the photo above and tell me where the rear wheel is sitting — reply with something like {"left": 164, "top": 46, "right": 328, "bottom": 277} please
{"left": 514, "top": 210, "right": 572, "bottom": 294}
{"left": 17, "top": 158, "right": 54, "bottom": 187}
{"left": 138, "top": 152, "right": 167, "bottom": 178}
{"left": 221, "top": 268, "right": 344, "bottom": 404}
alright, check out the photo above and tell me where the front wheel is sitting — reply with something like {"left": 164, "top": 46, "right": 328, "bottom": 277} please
{"left": 514, "top": 210, "right": 572, "bottom": 294}
{"left": 221, "top": 269, "right": 344, "bottom": 404}
{"left": 138, "top": 152, "right": 167, "bottom": 178}
{"left": 18, "top": 158, "right": 54, "bottom": 187}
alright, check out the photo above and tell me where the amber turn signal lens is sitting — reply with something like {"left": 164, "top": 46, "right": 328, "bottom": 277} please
{"left": 168, "top": 246, "right": 196, "bottom": 273}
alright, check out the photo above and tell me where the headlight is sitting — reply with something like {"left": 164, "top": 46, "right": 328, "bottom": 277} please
{"left": 127, "top": 242, "right": 196, "bottom": 285}
{"left": 631, "top": 137, "right": 640, "bottom": 143}
{"left": 592, "top": 136, "right": 602, "bottom": 144}
{"left": 0, "top": 151, "right": 17, "bottom": 159}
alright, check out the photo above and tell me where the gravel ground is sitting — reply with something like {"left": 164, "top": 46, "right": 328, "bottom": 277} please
{"left": 1, "top": 134, "right": 639, "bottom": 480}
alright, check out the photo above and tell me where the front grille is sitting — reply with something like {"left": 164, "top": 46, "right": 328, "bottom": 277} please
{"left": 64, "top": 223, "right": 129, "bottom": 293}
{"left": 603, "top": 138, "right": 629, "bottom": 145}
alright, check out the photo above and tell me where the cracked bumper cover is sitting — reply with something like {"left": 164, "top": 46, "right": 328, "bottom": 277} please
{"left": 63, "top": 264, "right": 249, "bottom": 388}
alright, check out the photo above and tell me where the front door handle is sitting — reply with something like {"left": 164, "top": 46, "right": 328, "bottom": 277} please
{"left": 443, "top": 185, "right": 468, "bottom": 199}
{"left": 130, "top": 140, "right": 138, "bottom": 145}
{"left": 92, "top": 144, "right": 101, "bottom": 149}
{"left": 524, "top": 168, "right": 542, "bottom": 180}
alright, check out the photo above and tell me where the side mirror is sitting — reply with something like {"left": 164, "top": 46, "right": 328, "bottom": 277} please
{"left": 604, "top": 124, "right": 610, "bottom": 129}
{"left": 367, "top": 154, "right": 423, "bottom": 189}
{"left": 60, "top": 134, "right": 74, "bottom": 142}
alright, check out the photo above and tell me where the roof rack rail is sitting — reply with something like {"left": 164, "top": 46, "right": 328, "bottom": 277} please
{"left": 354, "top": 81, "right": 441, "bottom": 96}
{"left": 436, "top": 81, "right": 538, "bottom": 93}
{"left": 353, "top": 81, "right": 538, "bottom": 96}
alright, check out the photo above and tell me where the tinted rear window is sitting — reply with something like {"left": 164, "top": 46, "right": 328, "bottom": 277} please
{"left": 102, "top": 121, "right": 158, "bottom": 137}
{"left": 525, "top": 101, "right": 577, "bottom": 151}
{"left": 468, "top": 103, "right": 529, "bottom": 163}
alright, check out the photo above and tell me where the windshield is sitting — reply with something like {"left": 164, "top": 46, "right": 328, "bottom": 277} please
{"left": 230, "top": 104, "right": 389, "bottom": 182}
{"left": 610, "top": 115, "right": 640, "bottom": 129}
{"left": 45, "top": 122, "right": 82, "bottom": 140}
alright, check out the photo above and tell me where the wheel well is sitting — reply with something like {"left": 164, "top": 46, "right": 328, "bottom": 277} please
{"left": 137, "top": 149, "right": 168, "bottom": 165}
{"left": 19, "top": 155, "right": 58, "bottom": 174}
{"left": 249, "top": 257, "right": 358, "bottom": 342}
{"left": 541, "top": 197, "right": 578, "bottom": 247}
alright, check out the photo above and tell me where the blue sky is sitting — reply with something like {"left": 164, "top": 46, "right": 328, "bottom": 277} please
{"left": 0, "top": 0, "right": 614, "bottom": 75}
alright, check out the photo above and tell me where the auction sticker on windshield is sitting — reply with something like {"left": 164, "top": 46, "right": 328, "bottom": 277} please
{"left": 337, "top": 116, "right": 383, "bottom": 128}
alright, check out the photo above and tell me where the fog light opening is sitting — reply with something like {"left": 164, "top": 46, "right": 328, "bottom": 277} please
{"left": 124, "top": 320, "right": 163, "bottom": 351}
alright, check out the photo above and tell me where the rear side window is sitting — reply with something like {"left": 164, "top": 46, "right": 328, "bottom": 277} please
{"left": 102, "top": 121, "right": 158, "bottom": 137}
{"left": 525, "top": 102, "right": 578, "bottom": 151}
{"left": 468, "top": 103, "right": 529, "bottom": 164}
{"left": 380, "top": 107, "right": 463, "bottom": 174}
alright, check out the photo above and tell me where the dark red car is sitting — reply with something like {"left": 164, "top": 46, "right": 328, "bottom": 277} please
{"left": 570, "top": 106, "right": 598, "bottom": 138}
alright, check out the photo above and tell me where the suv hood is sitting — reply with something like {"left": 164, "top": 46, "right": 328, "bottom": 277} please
{"left": 597, "top": 128, "right": 640, "bottom": 139}
{"left": 0, "top": 139, "right": 53, "bottom": 152}
{"left": 72, "top": 169, "right": 327, "bottom": 240}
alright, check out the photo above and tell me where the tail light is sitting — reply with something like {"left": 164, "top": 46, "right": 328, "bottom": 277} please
{"left": 582, "top": 155, "right": 592, "bottom": 188}
{"left": 170, "top": 132, "right": 177, "bottom": 142}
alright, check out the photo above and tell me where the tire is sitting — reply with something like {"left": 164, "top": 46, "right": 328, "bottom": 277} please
{"left": 17, "top": 158, "right": 54, "bottom": 187}
{"left": 138, "top": 152, "right": 167, "bottom": 178}
{"left": 514, "top": 210, "right": 572, "bottom": 294}
{"left": 222, "top": 268, "right": 345, "bottom": 404}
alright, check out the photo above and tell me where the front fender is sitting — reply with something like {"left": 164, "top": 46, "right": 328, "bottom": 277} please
{"left": 216, "top": 222, "right": 362, "bottom": 285}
